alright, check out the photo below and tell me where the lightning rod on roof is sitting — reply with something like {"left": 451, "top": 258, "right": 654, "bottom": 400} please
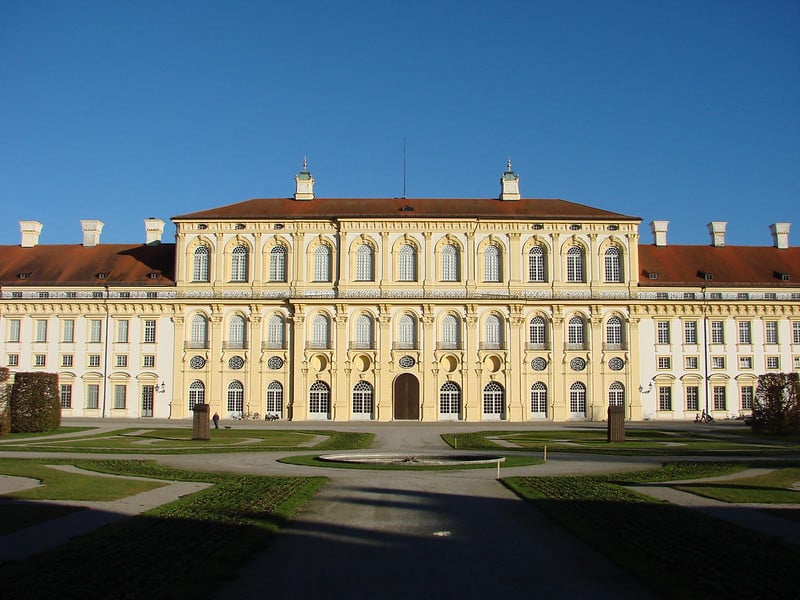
{"left": 403, "top": 137, "right": 407, "bottom": 199}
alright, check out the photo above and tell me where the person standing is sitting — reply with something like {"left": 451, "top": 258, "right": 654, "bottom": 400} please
{"left": 212, "top": 412, "right": 220, "bottom": 429}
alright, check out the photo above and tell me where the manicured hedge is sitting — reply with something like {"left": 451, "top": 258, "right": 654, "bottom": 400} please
{"left": 9, "top": 372, "right": 61, "bottom": 433}
{"left": 0, "top": 367, "right": 10, "bottom": 436}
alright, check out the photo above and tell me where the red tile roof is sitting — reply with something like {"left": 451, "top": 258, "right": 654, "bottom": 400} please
{"left": 638, "top": 245, "right": 800, "bottom": 287}
{"left": 0, "top": 244, "right": 175, "bottom": 286}
{"left": 174, "top": 197, "right": 638, "bottom": 221}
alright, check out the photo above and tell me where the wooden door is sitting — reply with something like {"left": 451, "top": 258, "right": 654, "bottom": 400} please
{"left": 393, "top": 374, "right": 420, "bottom": 420}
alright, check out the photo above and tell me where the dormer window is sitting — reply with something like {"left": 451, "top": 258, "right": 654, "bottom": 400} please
{"left": 17, "top": 272, "right": 31, "bottom": 279}
{"left": 148, "top": 272, "right": 160, "bottom": 279}
{"left": 698, "top": 271, "right": 713, "bottom": 281}
{"left": 400, "top": 206, "right": 414, "bottom": 212}
{"left": 646, "top": 272, "right": 659, "bottom": 280}
{"left": 775, "top": 271, "right": 791, "bottom": 281}
{"left": 97, "top": 272, "right": 108, "bottom": 279}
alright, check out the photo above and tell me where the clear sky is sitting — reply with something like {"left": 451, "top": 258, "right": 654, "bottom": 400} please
{"left": 2, "top": 0, "right": 798, "bottom": 247}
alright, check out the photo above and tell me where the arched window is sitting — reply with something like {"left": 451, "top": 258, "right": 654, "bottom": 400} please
{"left": 440, "top": 314, "right": 460, "bottom": 349}
{"left": 566, "top": 246, "right": 584, "bottom": 283}
{"left": 266, "top": 381, "right": 283, "bottom": 416}
{"left": 398, "top": 244, "right": 417, "bottom": 281}
{"left": 397, "top": 314, "right": 417, "bottom": 349}
{"left": 569, "top": 382, "right": 586, "bottom": 415}
{"left": 188, "top": 380, "right": 205, "bottom": 410}
{"left": 484, "top": 314, "right": 503, "bottom": 349}
{"left": 604, "top": 247, "right": 622, "bottom": 283}
{"left": 354, "top": 314, "right": 374, "bottom": 349}
{"left": 567, "top": 316, "right": 585, "bottom": 347}
{"left": 529, "top": 316, "right": 546, "bottom": 347}
{"left": 231, "top": 245, "right": 249, "bottom": 282}
{"left": 484, "top": 244, "right": 501, "bottom": 282}
{"left": 311, "top": 315, "right": 330, "bottom": 348}
{"left": 441, "top": 244, "right": 459, "bottom": 281}
{"left": 531, "top": 382, "right": 547, "bottom": 416}
{"left": 439, "top": 382, "right": 461, "bottom": 417}
{"left": 227, "top": 381, "right": 244, "bottom": 415}
{"left": 313, "top": 245, "right": 331, "bottom": 282}
{"left": 193, "top": 246, "right": 210, "bottom": 282}
{"left": 269, "top": 245, "right": 287, "bottom": 282}
{"left": 609, "top": 381, "right": 625, "bottom": 407}
{"left": 309, "top": 381, "right": 330, "bottom": 415}
{"left": 606, "top": 316, "right": 623, "bottom": 348}
{"left": 355, "top": 244, "right": 374, "bottom": 281}
{"left": 483, "top": 382, "right": 505, "bottom": 415}
{"left": 228, "top": 315, "right": 246, "bottom": 348}
{"left": 190, "top": 314, "right": 208, "bottom": 348}
{"left": 267, "top": 315, "right": 284, "bottom": 349}
{"left": 528, "top": 246, "right": 545, "bottom": 282}
{"left": 352, "top": 381, "right": 374, "bottom": 416}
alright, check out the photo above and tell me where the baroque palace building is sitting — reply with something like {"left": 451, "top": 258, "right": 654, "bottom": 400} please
{"left": 0, "top": 163, "right": 798, "bottom": 422}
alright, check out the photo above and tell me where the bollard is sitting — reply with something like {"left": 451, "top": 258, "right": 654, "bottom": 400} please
{"left": 454, "top": 436, "right": 458, "bottom": 450}
{"left": 497, "top": 459, "right": 501, "bottom": 480}
{"left": 544, "top": 445, "right": 547, "bottom": 462}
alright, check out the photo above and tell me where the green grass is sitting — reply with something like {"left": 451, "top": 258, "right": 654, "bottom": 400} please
{"left": 0, "top": 460, "right": 327, "bottom": 600}
{"left": 0, "top": 458, "right": 167, "bottom": 500}
{"left": 279, "top": 453, "right": 542, "bottom": 470}
{"left": 444, "top": 429, "right": 800, "bottom": 455}
{"left": 504, "top": 462, "right": 800, "bottom": 600}
{"left": 0, "top": 427, "right": 94, "bottom": 440}
{"left": 0, "top": 428, "right": 374, "bottom": 454}
{"left": 674, "top": 467, "right": 800, "bottom": 504}
{"left": 0, "top": 501, "right": 82, "bottom": 534}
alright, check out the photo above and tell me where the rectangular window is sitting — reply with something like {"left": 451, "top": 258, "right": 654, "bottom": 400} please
{"left": 60, "top": 384, "right": 72, "bottom": 409}
{"left": 61, "top": 354, "right": 73, "bottom": 367}
{"left": 712, "top": 356, "right": 725, "bottom": 369}
{"left": 686, "top": 386, "right": 699, "bottom": 411}
{"left": 765, "top": 321, "right": 778, "bottom": 344}
{"left": 737, "top": 292, "right": 750, "bottom": 300}
{"left": 115, "top": 354, "right": 128, "bottom": 368}
{"left": 7, "top": 354, "right": 19, "bottom": 367}
{"left": 34, "top": 354, "right": 46, "bottom": 367}
{"left": 740, "top": 386, "right": 754, "bottom": 411}
{"left": 766, "top": 356, "right": 780, "bottom": 370}
{"left": 739, "top": 356, "right": 753, "bottom": 369}
{"left": 92, "top": 291, "right": 103, "bottom": 298}
{"left": 657, "top": 356, "right": 671, "bottom": 369}
{"left": 146, "top": 291, "right": 157, "bottom": 299}
{"left": 116, "top": 320, "right": 129, "bottom": 343}
{"left": 11, "top": 291, "right": 22, "bottom": 299}
{"left": 683, "top": 292, "right": 696, "bottom": 300}
{"left": 709, "top": 292, "right": 722, "bottom": 300}
{"left": 738, "top": 321, "right": 751, "bottom": 344}
{"left": 38, "top": 291, "right": 49, "bottom": 299}
{"left": 62, "top": 319, "right": 75, "bottom": 343}
{"left": 142, "top": 354, "right": 155, "bottom": 368}
{"left": 113, "top": 385, "right": 127, "bottom": 409}
{"left": 35, "top": 319, "right": 48, "bottom": 342}
{"left": 7, "top": 319, "right": 21, "bottom": 342}
{"left": 656, "top": 292, "right": 668, "bottom": 300}
{"left": 658, "top": 386, "right": 672, "bottom": 411}
{"left": 143, "top": 319, "right": 156, "bottom": 343}
{"left": 684, "top": 321, "right": 697, "bottom": 344}
{"left": 794, "top": 322, "right": 800, "bottom": 344}
{"left": 794, "top": 356, "right": 800, "bottom": 370}
{"left": 685, "top": 356, "right": 698, "bottom": 370}
{"left": 713, "top": 386, "right": 727, "bottom": 411}
{"left": 765, "top": 292, "right": 777, "bottom": 300}
{"left": 66, "top": 291, "right": 77, "bottom": 299}
{"left": 119, "top": 291, "right": 131, "bottom": 299}
{"left": 710, "top": 321, "right": 724, "bottom": 344}
{"left": 89, "top": 319, "right": 102, "bottom": 343}
{"left": 656, "top": 321, "right": 670, "bottom": 344}
{"left": 86, "top": 384, "right": 99, "bottom": 409}
{"left": 88, "top": 354, "right": 101, "bottom": 368}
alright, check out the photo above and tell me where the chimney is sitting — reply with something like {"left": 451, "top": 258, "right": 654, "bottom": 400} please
{"left": 769, "top": 222, "right": 790, "bottom": 249}
{"left": 650, "top": 220, "right": 669, "bottom": 247}
{"left": 19, "top": 220, "right": 43, "bottom": 247}
{"left": 293, "top": 158, "right": 315, "bottom": 200}
{"left": 144, "top": 218, "right": 165, "bottom": 245}
{"left": 80, "top": 219, "right": 104, "bottom": 247}
{"left": 707, "top": 221, "right": 727, "bottom": 247}
{"left": 499, "top": 158, "right": 521, "bottom": 201}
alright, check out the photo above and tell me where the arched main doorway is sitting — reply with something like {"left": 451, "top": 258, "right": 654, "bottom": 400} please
{"left": 393, "top": 373, "right": 419, "bottom": 420}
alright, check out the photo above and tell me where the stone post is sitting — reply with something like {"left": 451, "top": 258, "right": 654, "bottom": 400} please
{"left": 192, "top": 403, "right": 211, "bottom": 441}
{"left": 607, "top": 405, "right": 625, "bottom": 442}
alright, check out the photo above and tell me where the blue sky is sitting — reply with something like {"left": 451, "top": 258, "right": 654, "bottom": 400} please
{"left": 1, "top": 0, "right": 798, "bottom": 247}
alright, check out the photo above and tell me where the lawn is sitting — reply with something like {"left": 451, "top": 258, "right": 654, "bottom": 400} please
{"left": 504, "top": 462, "right": 800, "bottom": 600}
{"left": 443, "top": 428, "right": 800, "bottom": 455}
{"left": 674, "top": 467, "right": 800, "bottom": 504}
{"left": 0, "top": 460, "right": 327, "bottom": 600}
{"left": 0, "top": 427, "right": 373, "bottom": 454}
{"left": 279, "top": 453, "right": 542, "bottom": 470}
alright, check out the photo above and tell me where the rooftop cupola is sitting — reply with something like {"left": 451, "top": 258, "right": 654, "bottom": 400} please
{"left": 707, "top": 221, "right": 727, "bottom": 247}
{"left": 19, "top": 220, "right": 43, "bottom": 247}
{"left": 499, "top": 158, "right": 520, "bottom": 201}
{"left": 293, "top": 157, "right": 315, "bottom": 200}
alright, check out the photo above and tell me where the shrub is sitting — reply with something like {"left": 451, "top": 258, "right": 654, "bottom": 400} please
{"left": 752, "top": 372, "right": 800, "bottom": 434}
{"left": 0, "top": 367, "right": 10, "bottom": 436}
{"left": 10, "top": 372, "right": 61, "bottom": 433}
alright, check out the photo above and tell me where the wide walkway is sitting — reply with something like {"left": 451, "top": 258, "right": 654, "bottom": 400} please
{"left": 1, "top": 419, "right": 798, "bottom": 599}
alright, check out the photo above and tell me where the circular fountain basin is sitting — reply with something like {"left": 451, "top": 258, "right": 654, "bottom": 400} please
{"left": 318, "top": 453, "right": 506, "bottom": 466}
